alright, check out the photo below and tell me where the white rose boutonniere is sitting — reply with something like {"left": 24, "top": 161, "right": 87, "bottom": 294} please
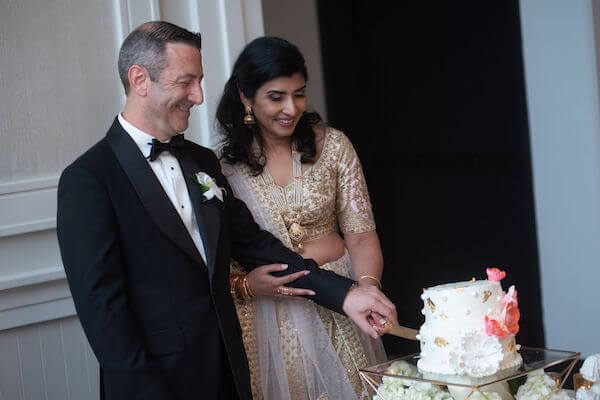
{"left": 195, "top": 172, "right": 226, "bottom": 202}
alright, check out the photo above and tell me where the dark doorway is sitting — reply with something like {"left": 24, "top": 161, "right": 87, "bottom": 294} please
{"left": 317, "top": 1, "right": 545, "bottom": 357}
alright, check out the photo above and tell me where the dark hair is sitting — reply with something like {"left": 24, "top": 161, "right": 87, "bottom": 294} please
{"left": 217, "top": 36, "right": 321, "bottom": 174}
{"left": 118, "top": 21, "right": 202, "bottom": 95}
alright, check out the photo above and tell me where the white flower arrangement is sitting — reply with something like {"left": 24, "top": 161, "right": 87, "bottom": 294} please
{"left": 373, "top": 361, "right": 503, "bottom": 400}
{"left": 373, "top": 378, "right": 449, "bottom": 400}
{"left": 194, "top": 171, "right": 226, "bottom": 202}
{"left": 576, "top": 353, "right": 600, "bottom": 400}
{"left": 576, "top": 383, "right": 600, "bottom": 400}
{"left": 373, "top": 360, "right": 576, "bottom": 400}
{"left": 515, "top": 371, "right": 575, "bottom": 400}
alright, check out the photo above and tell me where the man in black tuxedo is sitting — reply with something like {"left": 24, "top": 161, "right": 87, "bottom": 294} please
{"left": 57, "top": 21, "right": 396, "bottom": 400}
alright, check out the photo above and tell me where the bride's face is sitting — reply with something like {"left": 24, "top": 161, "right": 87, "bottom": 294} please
{"left": 244, "top": 73, "right": 307, "bottom": 141}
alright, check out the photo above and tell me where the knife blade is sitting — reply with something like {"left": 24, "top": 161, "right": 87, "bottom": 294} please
{"left": 386, "top": 323, "right": 419, "bottom": 340}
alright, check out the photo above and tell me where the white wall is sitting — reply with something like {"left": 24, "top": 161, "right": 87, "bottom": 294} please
{"left": 519, "top": 0, "right": 600, "bottom": 357}
{"left": 0, "top": 1, "right": 264, "bottom": 398}
{"left": 261, "top": 0, "right": 328, "bottom": 120}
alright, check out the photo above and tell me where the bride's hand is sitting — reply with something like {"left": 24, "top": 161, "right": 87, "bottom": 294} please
{"left": 247, "top": 264, "right": 315, "bottom": 298}
{"left": 357, "top": 279, "right": 389, "bottom": 335}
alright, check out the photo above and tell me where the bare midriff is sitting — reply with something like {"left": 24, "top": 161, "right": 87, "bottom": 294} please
{"left": 299, "top": 231, "right": 345, "bottom": 266}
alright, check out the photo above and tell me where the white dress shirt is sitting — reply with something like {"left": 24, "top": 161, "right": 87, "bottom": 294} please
{"left": 118, "top": 113, "right": 207, "bottom": 264}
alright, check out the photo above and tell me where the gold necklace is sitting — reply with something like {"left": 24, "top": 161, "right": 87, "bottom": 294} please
{"left": 263, "top": 151, "right": 306, "bottom": 252}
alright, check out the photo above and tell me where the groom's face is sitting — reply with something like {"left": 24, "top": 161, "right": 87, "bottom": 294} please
{"left": 146, "top": 43, "right": 204, "bottom": 139}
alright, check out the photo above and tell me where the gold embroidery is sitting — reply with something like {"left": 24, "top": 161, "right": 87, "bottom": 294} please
{"left": 227, "top": 129, "right": 380, "bottom": 399}
{"left": 333, "top": 130, "right": 376, "bottom": 234}
{"left": 482, "top": 290, "right": 492, "bottom": 303}
{"left": 426, "top": 298, "right": 436, "bottom": 313}
{"left": 232, "top": 256, "right": 376, "bottom": 399}
{"left": 262, "top": 151, "right": 307, "bottom": 251}
{"left": 246, "top": 128, "right": 376, "bottom": 248}
{"left": 316, "top": 258, "right": 373, "bottom": 398}
{"left": 230, "top": 261, "right": 262, "bottom": 400}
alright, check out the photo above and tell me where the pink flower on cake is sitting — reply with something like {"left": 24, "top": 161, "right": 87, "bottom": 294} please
{"left": 502, "top": 286, "right": 520, "bottom": 335}
{"left": 484, "top": 317, "right": 507, "bottom": 337}
{"left": 486, "top": 267, "right": 506, "bottom": 281}
{"left": 484, "top": 285, "right": 520, "bottom": 338}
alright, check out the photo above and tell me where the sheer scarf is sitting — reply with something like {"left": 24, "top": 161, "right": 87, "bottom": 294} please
{"left": 223, "top": 162, "right": 386, "bottom": 400}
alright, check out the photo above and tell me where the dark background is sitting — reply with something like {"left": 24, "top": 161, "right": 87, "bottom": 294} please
{"left": 317, "top": 0, "right": 545, "bottom": 357}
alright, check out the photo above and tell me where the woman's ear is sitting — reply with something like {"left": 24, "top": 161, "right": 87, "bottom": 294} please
{"left": 238, "top": 89, "right": 253, "bottom": 108}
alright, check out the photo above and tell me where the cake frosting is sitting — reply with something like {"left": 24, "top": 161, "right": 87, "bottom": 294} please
{"left": 416, "top": 268, "right": 522, "bottom": 377}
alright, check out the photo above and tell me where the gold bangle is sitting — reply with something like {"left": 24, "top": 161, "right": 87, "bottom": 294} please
{"left": 230, "top": 273, "right": 243, "bottom": 301}
{"left": 242, "top": 275, "right": 255, "bottom": 300}
{"left": 229, "top": 274, "right": 238, "bottom": 298}
{"left": 238, "top": 274, "right": 249, "bottom": 301}
{"left": 230, "top": 273, "right": 255, "bottom": 302}
{"left": 359, "top": 275, "right": 382, "bottom": 289}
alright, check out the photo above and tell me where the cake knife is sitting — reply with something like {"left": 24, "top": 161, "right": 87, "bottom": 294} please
{"left": 385, "top": 323, "right": 419, "bottom": 340}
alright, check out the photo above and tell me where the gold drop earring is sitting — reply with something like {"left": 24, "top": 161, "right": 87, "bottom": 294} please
{"left": 243, "top": 104, "right": 255, "bottom": 126}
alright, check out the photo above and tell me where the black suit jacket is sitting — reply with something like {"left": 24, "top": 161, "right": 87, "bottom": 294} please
{"left": 56, "top": 118, "right": 354, "bottom": 400}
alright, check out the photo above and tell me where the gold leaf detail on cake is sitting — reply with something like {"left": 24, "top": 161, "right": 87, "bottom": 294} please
{"left": 435, "top": 337, "right": 449, "bottom": 347}
{"left": 482, "top": 290, "right": 492, "bottom": 303}
{"left": 440, "top": 313, "right": 448, "bottom": 320}
{"left": 426, "top": 298, "right": 436, "bottom": 313}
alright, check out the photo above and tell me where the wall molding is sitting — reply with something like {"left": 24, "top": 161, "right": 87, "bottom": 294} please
{"left": 0, "top": 265, "right": 66, "bottom": 291}
{"left": 0, "top": 176, "right": 59, "bottom": 237}
{"left": 0, "top": 187, "right": 58, "bottom": 238}
{"left": 0, "top": 266, "right": 74, "bottom": 331}
{"left": 0, "top": 175, "right": 58, "bottom": 195}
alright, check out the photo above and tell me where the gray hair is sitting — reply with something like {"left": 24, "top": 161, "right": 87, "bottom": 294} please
{"left": 118, "top": 21, "right": 202, "bottom": 94}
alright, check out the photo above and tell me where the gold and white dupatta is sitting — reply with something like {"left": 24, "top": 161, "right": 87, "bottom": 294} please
{"left": 223, "top": 162, "right": 386, "bottom": 400}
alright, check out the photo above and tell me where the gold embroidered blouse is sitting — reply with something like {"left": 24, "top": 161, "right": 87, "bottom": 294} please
{"left": 261, "top": 127, "right": 376, "bottom": 246}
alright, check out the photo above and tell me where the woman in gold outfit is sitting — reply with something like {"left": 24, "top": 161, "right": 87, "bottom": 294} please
{"left": 217, "top": 37, "right": 387, "bottom": 400}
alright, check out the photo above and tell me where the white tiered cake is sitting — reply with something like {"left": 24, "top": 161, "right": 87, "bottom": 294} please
{"left": 417, "top": 268, "right": 522, "bottom": 377}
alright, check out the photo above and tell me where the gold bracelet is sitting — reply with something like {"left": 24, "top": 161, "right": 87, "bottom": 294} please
{"left": 359, "top": 275, "right": 382, "bottom": 289}
{"left": 242, "top": 275, "right": 255, "bottom": 300}
{"left": 230, "top": 273, "right": 243, "bottom": 301}
{"left": 238, "top": 274, "right": 249, "bottom": 301}
{"left": 230, "top": 273, "right": 256, "bottom": 302}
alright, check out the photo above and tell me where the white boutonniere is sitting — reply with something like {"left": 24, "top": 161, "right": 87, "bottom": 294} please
{"left": 195, "top": 172, "right": 226, "bottom": 202}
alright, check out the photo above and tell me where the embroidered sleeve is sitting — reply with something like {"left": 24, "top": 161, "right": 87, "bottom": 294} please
{"left": 335, "top": 132, "right": 376, "bottom": 234}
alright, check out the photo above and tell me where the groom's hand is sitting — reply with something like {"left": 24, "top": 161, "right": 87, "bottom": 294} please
{"left": 342, "top": 285, "right": 398, "bottom": 339}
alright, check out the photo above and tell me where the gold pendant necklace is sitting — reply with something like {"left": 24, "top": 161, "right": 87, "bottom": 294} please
{"left": 264, "top": 151, "right": 306, "bottom": 252}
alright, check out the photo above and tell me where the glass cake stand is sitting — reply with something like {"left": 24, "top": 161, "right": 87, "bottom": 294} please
{"left": 360, "top": 346, "right": 580, "bottom": 400}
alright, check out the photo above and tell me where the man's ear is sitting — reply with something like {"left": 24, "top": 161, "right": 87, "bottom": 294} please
{"left": 128, "top": 65, "right": 149, "bottom": 97}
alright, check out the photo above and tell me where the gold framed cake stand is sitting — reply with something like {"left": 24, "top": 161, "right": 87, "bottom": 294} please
{"left": 360, "top": 346, "right": 580, "bottom": 400}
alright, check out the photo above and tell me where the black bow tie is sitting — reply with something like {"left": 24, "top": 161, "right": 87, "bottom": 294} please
{"left": 148, "top": 134, "right": 184, "bottom": 161}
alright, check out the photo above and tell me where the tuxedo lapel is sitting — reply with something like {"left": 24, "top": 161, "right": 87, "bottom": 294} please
{"left": 105, "top": 118, "right": 207, "bottom": 269}
{"left": 178, "top": 148, "right": 221, "bottom": 281}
